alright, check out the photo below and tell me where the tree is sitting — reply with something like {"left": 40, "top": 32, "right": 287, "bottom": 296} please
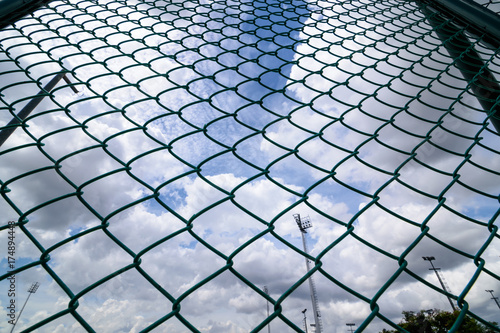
{"left": 381, "top": 309, "right": 499, "bottom": 333}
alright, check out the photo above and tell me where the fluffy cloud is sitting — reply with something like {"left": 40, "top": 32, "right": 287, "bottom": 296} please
{"left": 1, "top": 0, "right": 499, "bottom": 333}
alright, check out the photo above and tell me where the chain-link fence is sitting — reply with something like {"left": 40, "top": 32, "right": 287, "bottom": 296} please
{"left": 1, "top": 0, "right": 500, "bottom": 332}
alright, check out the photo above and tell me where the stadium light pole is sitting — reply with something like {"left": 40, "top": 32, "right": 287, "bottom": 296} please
{"left": 294, "top": 214, "right": 323, "bottom": 333}
{"left": 422, "top": 257, "right": 456, "bottom": 311}
{"left": 263, "top": 286, "right": 271, "bottom": 333}
{"left": 346, "top": 323, "right": 356, "bottom": 333}
{"left": 10, "top": 282, "right": 39, "bottom": 333}
{"left": 485, "top": 290, "right": 500, "bottom": 310}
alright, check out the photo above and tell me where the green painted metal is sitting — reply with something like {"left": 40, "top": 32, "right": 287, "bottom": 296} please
{"left": 418, "top": 1, "right": 500, "bottom": 133}
{"left": 0, "top": 0, "right": 52, "bottom": 29}
{"left": 0, "top": 72, "right": 70, "bottom": 147}
{"left": 429, "top": 0, "right": 500, "bottom": 48}
{"left": 0, "top": 0, "right": 499, "bottom": 332}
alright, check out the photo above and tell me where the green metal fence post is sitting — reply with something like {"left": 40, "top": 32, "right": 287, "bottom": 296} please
{"left": 429, "top": 0, "right": 500, "bottom": 48}
{"left": 0, "top": 0, "right": 53, "bottom": 29}
{"left": 417, "top": 0, "right": 500, "bottom": 133}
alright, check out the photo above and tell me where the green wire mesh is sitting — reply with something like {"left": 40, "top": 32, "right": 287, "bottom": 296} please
{"left": 476, "top": 0, "right": 500, "bottom": 14}
{"left": 0, "top": 0, "right": 499, "bottom": 332}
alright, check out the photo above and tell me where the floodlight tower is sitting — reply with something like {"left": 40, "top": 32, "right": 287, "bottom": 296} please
{"left": 422, "top": 257, "right": 456, "bottom": 311}
{"left": 263, "top": 286, "right": 271, "bottom": 333}
{"left": 10, "top": 282, "right": 39, "bottom": 333}
{"left": 294, "top": 214, "right": 323, "bottom": 333}
{"left": 346, "top": 323, "right": 356, "bottom": 333}
{"left": 302, "top": 309, "right": 308, "bottom": 333}
{"left": 485, "top": 290, "right": 500, "bottom": 309}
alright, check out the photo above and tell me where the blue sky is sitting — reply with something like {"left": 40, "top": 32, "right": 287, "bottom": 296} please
{"left": 1, "top": 0, "right": 500, "bottom": 332}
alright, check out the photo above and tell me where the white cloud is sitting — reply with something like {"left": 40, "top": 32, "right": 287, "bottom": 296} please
{"left": 1, "top": 0, "right": 500, "bottom": 333}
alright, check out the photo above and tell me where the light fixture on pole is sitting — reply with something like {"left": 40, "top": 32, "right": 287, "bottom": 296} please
{"left": 294, "top": 214, "right": 323, "bottom": 333}
{"left": 346, "top": 323, "right": 356, "bottom": 333}
{"left": 10, "top": 282, "right": 40, "bottom": 333}
{"left": 302, "top": 309, "right": 308, "bottom": 333}
{"left": 422, "top": 257, "right": 456, "bottom": 311}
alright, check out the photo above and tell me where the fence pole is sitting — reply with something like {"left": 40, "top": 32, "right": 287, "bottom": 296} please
{"left": 418, "top": 1, "right": 500, "bottom": 133}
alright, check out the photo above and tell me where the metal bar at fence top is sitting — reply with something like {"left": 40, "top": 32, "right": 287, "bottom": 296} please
{"left": 0, "top": 72, "right": 76, "bottom": 147}
{"left": 1, "top": 0, "right": 499, "bottom": 46}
